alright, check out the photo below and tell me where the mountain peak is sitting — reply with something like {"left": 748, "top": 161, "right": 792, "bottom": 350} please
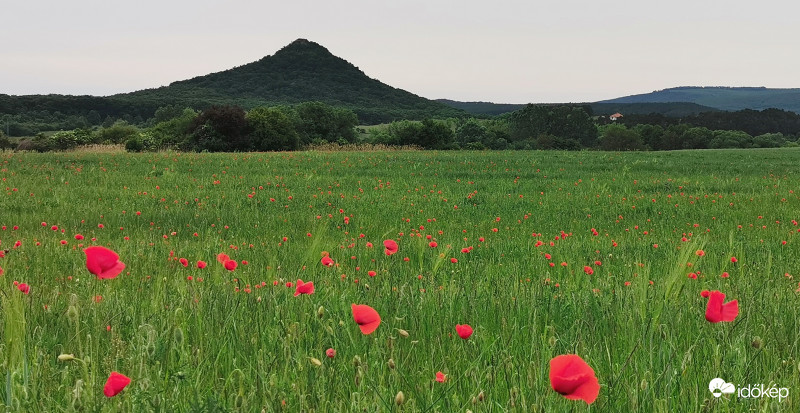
{"left": 275, "top": 38, "right": 331, "bottom": 56}
{"left": 122, "top": 38, "right": 464, "bottom": 123}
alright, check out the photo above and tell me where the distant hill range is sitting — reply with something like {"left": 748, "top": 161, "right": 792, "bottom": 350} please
{"left": 0, "top": 39, "right": 464, "bottom": 125}
{"left": 436, "top": 99, "right": 719, "bottom": 117}
{"left": 597, "top": 86, "right": 800, "bottom": 113}
{"left": 439, "top": 86, "right": 800, "bottom": 117}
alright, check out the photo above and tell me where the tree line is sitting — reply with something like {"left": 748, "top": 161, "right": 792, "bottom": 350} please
{"left": 2, "top": 103, "right": 799, "bottom": 152}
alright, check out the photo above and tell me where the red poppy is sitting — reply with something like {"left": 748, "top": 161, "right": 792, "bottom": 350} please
{"left": 435, "top": 371, "right": 446, "bottom": 383}
{"left": 103, "top": 371, "right": 131, "bottom": 397}
{"left": 217, "top": 253, "right": 231, "bottom": 264}
{"left": 705, "top": 290, "right": 739, "bottom": 323}
{"left": 84, "top": 246, "right": 126, "bottom": 279}
{"left": 294, "top": 279, "right": 315, "bottom": 296}
{"left": 351, "top": 304, "right": 381, "bottom": 334}
{"left": 455, "top": 324, "right": 473, "bottom": 339}
{"left": 549, "top": 354, "right": 600, "bottom": 404}
{"left": 179, "top": 258, "right": 189, "bottom": 267}
{"left": 326, "top": 348, "right": 336, "bottom": 358}
{"left": 730, "top": 256, "right": 738, "bottom": 263}
{"left": 368, "top": 270, "right": 377, "bottom": 277}
{"left": 224, "top": 260, "right": 238, "bottom": 271}
{"left": 429, "top": 241, "right": 438, "bottom": 248}
{"left": 383, "top": 239, "right": 398, "bottom": 256}
{"left": 321, "top": 256, "right": 335, "bottom": 267}
{"left": 197, "top": 260, "right": 207, "bottom": 269}
{"left": 17, "top": 283, "right": 30, "bottom": 295}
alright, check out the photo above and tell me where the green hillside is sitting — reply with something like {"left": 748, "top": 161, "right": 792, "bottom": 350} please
{"left": 0, "top": 39, "right": 465, "bottom": 128}
{"left": 599, "top": 86, "right": 800, "bottom": 113}
{"left": 119, "top": 39, "right": 464, "bottom": 123}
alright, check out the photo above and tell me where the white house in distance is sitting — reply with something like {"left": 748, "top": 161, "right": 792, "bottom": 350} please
{"left": 609, "top": 113, "right": 623, "bottom": 121}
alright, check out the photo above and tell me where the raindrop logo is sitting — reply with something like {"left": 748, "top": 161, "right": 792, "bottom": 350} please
{"left": 709, "top": 378, "right": 736, "bottom": 398}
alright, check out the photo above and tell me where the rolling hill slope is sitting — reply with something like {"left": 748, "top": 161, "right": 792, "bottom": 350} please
{"left": 0, "top": 39, "right": 465, "bottom": 126}
{"left": 598, "top": 86, "right": 800, "bottom": 113}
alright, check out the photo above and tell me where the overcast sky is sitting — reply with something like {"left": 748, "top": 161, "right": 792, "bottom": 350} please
{"left": 1, "top": 0, "right": 798, "bottom": 103}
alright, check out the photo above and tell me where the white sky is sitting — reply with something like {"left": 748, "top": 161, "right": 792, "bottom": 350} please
{"left": 1, "top": 0, "right": 798, "bottom": 103}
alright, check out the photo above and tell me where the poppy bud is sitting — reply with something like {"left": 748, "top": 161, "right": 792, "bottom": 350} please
{"left": 478, "top": 390, "right": 485, "bottom": 402}
{"left": 387, "top": 358, "right": 395, "bottom": 369}
{"left": 66, "top": 305, "right": 79, "bottom": 325}
{"left": 640, "top": 379, "right": 648, "bottom": 391}
{"left": 317, "top": 306, "right": 325, "bottom": 318}
{"left": 397, "top": 328, "right": 409, "bottom": 338}
{"left": 58, "top": 353, "right": 75, "bottom": 362}
{"left": 548, "top": 336, "right": 557, "bottom": 347}
{"left": 751, "top": 337, "right": 763, "bottom": 349}
{"left": 309, "top": 357, "right": 322, "bottom": 367}
{"left": 174, "top": 327, "right": 184, "bottom": 346}
{"left": 395, "top": 391, "right": 405, "bottom": 405}
{"left": 353, "top": 355, "right": 361, "bottom": 367}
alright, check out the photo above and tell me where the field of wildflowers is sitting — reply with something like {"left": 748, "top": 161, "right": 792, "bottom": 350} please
{"left": 1, "top": 149, "right": 798, "bottom": 411}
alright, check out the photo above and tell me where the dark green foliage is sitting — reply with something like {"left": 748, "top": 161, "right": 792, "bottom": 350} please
{"left": 292, "top": 102, "right": 357, "bottom": 144}
{"left": 508, "top": 104, "right": 597, "bottom": 146}
{"left": 49, "top": 129, "right": 95, "bottom": 150}
{"left": 708, "top": 130, "right": 753, "bottom": 149}
{"left": 455, "top": 118, "right": 486, "bottom": 146}
{"left": 96, "top": 121, "right": 139, "bottom": 144}
{"left": 0, "top": 130, "right": 13, "bottom": 150}
{"left": 184, "top": 106, "right": 248, "bottom": 151}
{"left": 532, "top": 134, "right": 581, "bottom": 150}
{"left": 591, "top": 102, "right": 718, "bottom": 118}
{"left": 125, "top": 136, "right": 145, "bottom": 152}
{"left": 246, "top": 107, "right": 299, "bottom": 151}
{"left": 148, "top": 108, "right": 198, "bottom": 149}
{"left": 437, "top": 99, "right": 526, "bottom": 116}
{"left": 375, "top": 119, "right": 455, "bottom": 149}
{"left": 598, "top": 124, "right": 645, "bottom": 151}
{"left": 621, "top": 108, "right": 800, "bottom": 137}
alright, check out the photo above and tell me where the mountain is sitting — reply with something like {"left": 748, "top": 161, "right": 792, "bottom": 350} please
{"left": 0, "top": 39, "right": 465, "bottom": 127}
{"left": 118, "top": 39, "right": 464, "bottom": 123}
{"left": 598, "top": 86, "right": 800, "bottom": 113}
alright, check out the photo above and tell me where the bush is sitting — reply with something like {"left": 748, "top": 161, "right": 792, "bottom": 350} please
{"left": 598, "top": 124, "right": 645, "bottom": 151}
{"left": 246, "top": 107, "right": 299, "bottom": 151}
{"left": 49, "top": 129, "right": 93, "bottom": 150}
{"left": 0, "top": 131, "right": 14, "bottom": 150}
{"left": 97, "top": 121, "right": 139, "bottom": 144}
{"left": 125, "top": 137, "right": 145, "bottom": 152}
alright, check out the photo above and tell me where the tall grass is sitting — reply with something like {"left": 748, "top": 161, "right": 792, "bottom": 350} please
{"left": 0, "top": 148, "right": 798, "bottom": 411}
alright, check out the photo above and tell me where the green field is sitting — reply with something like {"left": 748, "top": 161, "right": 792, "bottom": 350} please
{"left": 1, "top": 149, "right": 799, "bottom": 411}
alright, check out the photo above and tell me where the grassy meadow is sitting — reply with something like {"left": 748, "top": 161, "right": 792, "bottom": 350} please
{"left": 1, "top": 148, "right": 799, "bottom": 412}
